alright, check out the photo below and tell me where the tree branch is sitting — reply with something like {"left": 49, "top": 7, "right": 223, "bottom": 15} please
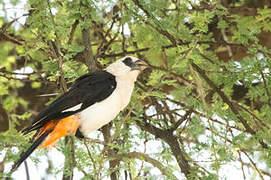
{"left": 68, "top": 20, "right": 79, "bottom": 45}
{"left": 82, "top": 28, "right": 97, "bottom": 72}
{"left": 171, "top": 109, "right": 192, "bottom": 131}
{"left": 190, "top": 62, "right": 268, "bottom": 149}
{"left": 135, "top": 118, "right": 191, "bottom": 177}
{"left": 131, "top": 0, "right": 177, "bottom": 45}
{"left": 110, "top": 152, "right": 178, "bottom": 180}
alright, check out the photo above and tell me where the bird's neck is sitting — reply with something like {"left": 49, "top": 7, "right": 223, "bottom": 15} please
{"left": 115, "top": 74, "right": 136, "bottom": 110}
{"left": 118, "top": 71, "right": 139, "bottom": 83}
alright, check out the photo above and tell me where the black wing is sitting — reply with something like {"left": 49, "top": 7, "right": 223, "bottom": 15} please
{"left": 23, "top": 70, "right": 116, "bottom": 134}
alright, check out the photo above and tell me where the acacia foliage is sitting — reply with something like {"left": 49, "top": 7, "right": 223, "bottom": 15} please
{"left": 0, "top": 0, "right": 271, "bottom": 179}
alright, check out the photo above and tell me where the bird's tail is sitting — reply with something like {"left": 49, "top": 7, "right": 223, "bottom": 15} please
{"left": 10, "top": 129, "right": 52, "bottom": 173}
{"left": 10, "top": 115, "right": 79, "bottom": 173}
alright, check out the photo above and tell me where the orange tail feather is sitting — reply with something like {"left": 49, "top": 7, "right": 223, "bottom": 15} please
{"left": 38, "top": 115, "right": 79, "bottom": 149}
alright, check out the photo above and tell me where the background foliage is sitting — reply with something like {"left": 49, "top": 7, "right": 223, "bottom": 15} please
{"left": 0, "top": 0, "right": 271, "bottom": 179}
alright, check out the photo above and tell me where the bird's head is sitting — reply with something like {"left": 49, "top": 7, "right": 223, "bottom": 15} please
{"left": 106, "top": 56, "right": 148, "bottom": 81}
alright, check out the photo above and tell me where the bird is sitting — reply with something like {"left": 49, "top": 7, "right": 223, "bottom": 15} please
{"left": 11, "top": 56, "right": 148, "bottom": 172}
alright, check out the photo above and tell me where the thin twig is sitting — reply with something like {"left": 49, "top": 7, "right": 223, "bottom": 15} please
{"left": 241, "top": 150, "right": 264, "bottom": 180}
{"left": 24, "top": 161, "right": 30, "bottom": 180}
{"left": 109, "top": 152, "right": 178, "bottom": 180}
{"left": 235, "top": 102, "right": 269, "bottom": 129}
{"left": 207, "top": 118, "right": 220, "bottom": 178}
{"left": 131, "top": 0, "right": 177, "bottom": 45}
{"left": 97, "top": 106, "right": 134, "bottom": 176}
{"left": 83, "top": 139, "right": 97, "bottom": 176}
{"left": 238, "top": 150, "right": 246, "bottom": 180}
{"left": 83, "top": 137, "right": 106, "bottom": 145}
{"left": 190, "top": 61, "right": 268, "bottom": 149}
{"left": 47, "top": 0, "right": 67, "bottom": 92}
{"left": 171, "top": 110, "right": 192, "bottom": 131}
{"left": 260, "top": 70, "right": 271, "bottom": 105}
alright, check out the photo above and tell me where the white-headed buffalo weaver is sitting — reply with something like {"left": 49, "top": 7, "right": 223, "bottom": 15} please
{"left": 11, "top": 56, "right": 147, "bottom": 172}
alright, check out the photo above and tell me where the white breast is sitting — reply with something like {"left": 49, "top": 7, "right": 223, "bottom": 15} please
{"left": 78, "top": 78, "right": 134, "bottom": 136}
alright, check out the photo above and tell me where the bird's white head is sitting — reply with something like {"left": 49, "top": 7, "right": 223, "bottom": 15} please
{"left": 106, "top": 56, "right": 147, "bottom": 82}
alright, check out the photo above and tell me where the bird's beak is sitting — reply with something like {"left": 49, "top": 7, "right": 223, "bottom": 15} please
{"left": 133, "top": 60, "right": 149, "bottom": 71}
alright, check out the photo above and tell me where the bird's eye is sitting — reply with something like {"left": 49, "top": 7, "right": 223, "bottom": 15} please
{"left": 122, "top": 57, "right": 133, "bottom": 67}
